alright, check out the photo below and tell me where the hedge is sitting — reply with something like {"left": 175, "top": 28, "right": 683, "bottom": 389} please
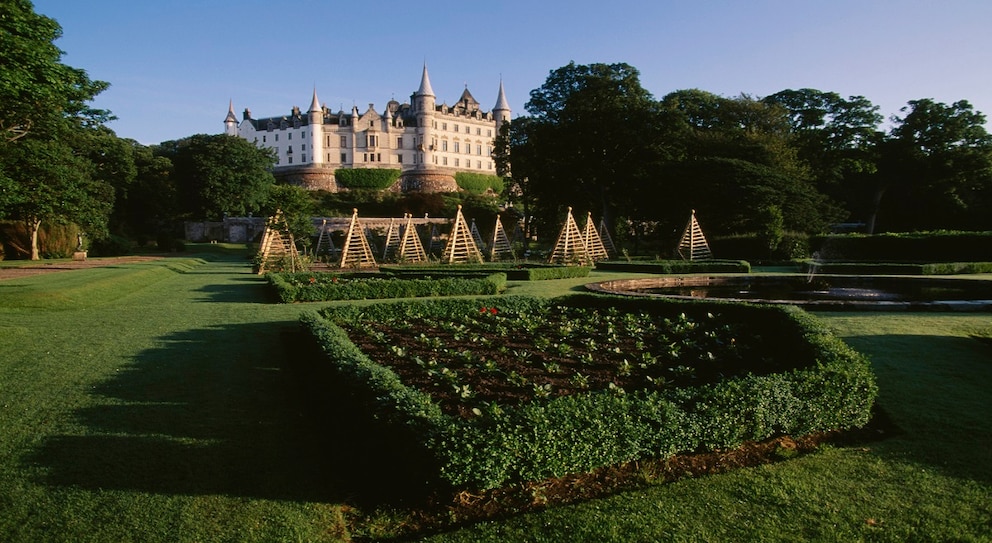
{"left": 302, "top": 294, "right": 877, "bottom": 491}
{"left": 335, "top": 168, "right": 401, "bottom": 190}
{"left": 454, "top": 172, "right": 504, "bottom": 195}
{"left": 595, "top": 260, "right": 751, "bottom": 274}
{"left": 268, "top": 272, "right": 506, "bottom": 302}
{"left": 810, "top": 231, "right": 992, "bottom": 262}
{"left": 380, "top": 263, "right": 592, "bottom": 281}
{"left": 803, "top": 261, "right": 992, "bottom": 275}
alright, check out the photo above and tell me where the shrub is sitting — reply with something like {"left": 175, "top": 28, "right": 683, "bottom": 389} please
{"left": 594, "top": 260, "right": 750, "bottom": 274}
{"left": 454, "top": 172, "right": 504, "bottom": 195}
{"left": 302, "top": 294, "right": 877, "bottom": 491}
{"left": 810, "top": 231, "right": 992, "bottom": 262}
{"left": 89, "top": 234, "right": 132, "bottom": 257}
{"left": 269, "top": 272, "right": 507, "bottom": 302}
{"left": 335, "top": 168, "right": 402, "bottom": 190}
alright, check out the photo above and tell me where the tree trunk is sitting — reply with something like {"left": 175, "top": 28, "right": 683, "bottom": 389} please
{"left": 865, "top": 186, "right": 887, "bottom": 235}
{"left": 29, "top": 218, "right": 41, "bottom": 260}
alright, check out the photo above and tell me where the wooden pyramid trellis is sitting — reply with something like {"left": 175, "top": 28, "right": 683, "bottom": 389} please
{"left": 398, "top": 213, "right": 428, "bottom": 262}
{"left": 676, "top": 209, "right": 713, "bottom": 261}
{"left": 598, "top": 217, "right": 617, "bottom": 259}
{"left": 470, "top": 219, "right": 487, "bottom": 253}
{"left": 257, "top": 210, "right": 299, "bottom": 274}
{"left": 339, "top": 208, "right": 377, "bottom": 268}
{"left": 442, "top": 205, "right": 484, "bottom": 264}
{"left": 548, "top": 207, "right": 590, "bottom": 266}
{"left": 314, "top": 219, "right": 337, "bottom": 259}
{"left": 583, "top": 212, "right": 610, "bottom": 262}
{"left": 488, "top": 215, "right": 515, "bottom": 261}
{"left": 427, "top": 224, "right": 443, "bottom": 258}
{"left": 381, "top": 218, "right": 400, "bottom": 262}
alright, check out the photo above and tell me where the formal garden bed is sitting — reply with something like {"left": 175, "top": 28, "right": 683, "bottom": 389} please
{"left": 302, "top": 293, "right": 877, "bottom": 492}
{"left": 379, "top": 262, "right": 593, "bottom": 281}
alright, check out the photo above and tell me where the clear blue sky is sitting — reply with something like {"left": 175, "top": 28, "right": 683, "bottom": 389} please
{"left": 32, "top": 0, "right": 992, "bottom": 145}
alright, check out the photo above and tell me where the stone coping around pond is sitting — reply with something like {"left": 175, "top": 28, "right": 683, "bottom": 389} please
{"left": 585, "top": 274, "right": 992, "bottom": 312}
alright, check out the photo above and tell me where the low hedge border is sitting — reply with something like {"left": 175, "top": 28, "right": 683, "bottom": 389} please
{"left": 268, "top": 272, "right": 506, "bottom": 302}
{"left": 380, "top": 264, "right": 592, "bottom": 281}
{"left": 804, "top": 261, "right": 992, "bottom": 275}
{"left": 594, "top": 259, "right": 751, "bottom": 274}
{"left": 302, "top": 294, "right": 877, "bottom": 491}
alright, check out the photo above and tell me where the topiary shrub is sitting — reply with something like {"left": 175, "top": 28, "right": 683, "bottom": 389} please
{"left": 335, "top": 168, "right": 402, "bottom": 190}
{"left": 454, "top": 172, "right": 504, "bottom": 195}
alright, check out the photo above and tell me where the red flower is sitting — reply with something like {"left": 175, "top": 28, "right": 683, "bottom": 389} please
{"left": 308, "top": 277, "right": 316, "bottom": 284}
{"left": 331, "top": 277, "right": 339, "bottom": 283}
{"left": 479, "top": 307, "right": 488, "bottom": 313}
{"left": 490, "top": 307, "right": 498, "bottom": 315}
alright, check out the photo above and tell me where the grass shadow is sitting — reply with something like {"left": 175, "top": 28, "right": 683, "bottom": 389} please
{"left": 31, "top": 320, "right": 439, "bottom": 507}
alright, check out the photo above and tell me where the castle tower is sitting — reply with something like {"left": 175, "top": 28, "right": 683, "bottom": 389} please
{"left": 493, "top": 78, "right": 511, "bottom": 136}
{"left": 413, "top": 63, "right": 436, "bottom": 168}
{"left": 224, "top": 100, "right": 238, "bottom": 136}
{"left": 308, "top": 88, "right": 323, "bottom": 165}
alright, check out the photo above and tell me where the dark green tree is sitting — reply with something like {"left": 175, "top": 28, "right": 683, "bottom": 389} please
{"left": 518, "top": 62, "right": 674, "bottom": 236}
{"left": 762, "top": 89, "right": 883, "bottom": 224}
{"left": 159, "top": 134, "right": 276, "bottom": 220}
{"left": 262, "top": 184, "right": 315, "bottom": 249}
{"left": 874, "top": 99, "right": 992, "bottom": 232}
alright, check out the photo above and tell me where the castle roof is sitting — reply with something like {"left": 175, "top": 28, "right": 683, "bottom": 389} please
{"left": 416, "top": 63, "right": 435, "bottom": 97}
{"left": 494, "top": 79, "right": 510, "bottom": 112}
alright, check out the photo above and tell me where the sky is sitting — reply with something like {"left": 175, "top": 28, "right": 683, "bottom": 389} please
{"left": 31, "top": 0, "right": 992, "bottom": 146}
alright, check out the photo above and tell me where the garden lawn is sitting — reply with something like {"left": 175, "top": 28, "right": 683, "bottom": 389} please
{"left": 1, "top": 253, "right": 990, "bottom": 542}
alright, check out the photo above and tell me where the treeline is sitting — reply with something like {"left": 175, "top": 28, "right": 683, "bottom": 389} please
{"left": 495, "top": 62, "right": 992, "bottom": 251}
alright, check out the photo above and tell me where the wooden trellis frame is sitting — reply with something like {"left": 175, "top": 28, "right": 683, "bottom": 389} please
{"left": 583, "top": 212, "right": 610, "bottom": 262}
{"left": 314, "top": 219, "right": 337, "bottom": 258}
{"left": 488, "top": 215, "right": 515, "bottom": 261}
{"left": 256, "top": 210, "right": 299, "bottom": 274}
{"left": 548, "top": 207, "right": 590, "bottom": 266}
{"left": 398, "top": 213, "right": 428, "bottom": 262}
{"left": 427, "top": 224, "right": 443, "bottom": 258}
{"left": 676, "top": 209, "right": 713, "bottom": 261}
{"left": 442, "top": 205, "right": 484, "bottom": 264}
{"left": 598, "top": 217, "right": 618, "bottom": 259}
{"left": 470, "top": 218, "right": 487, "bottom": 253}
{"left": 339, "top": 208, "right": 377, "bottom": 268}
{"left": 381, "top": 218, "right": 400, "bottom": 262}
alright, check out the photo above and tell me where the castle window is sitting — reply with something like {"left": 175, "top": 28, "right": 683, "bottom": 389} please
{"left": 398, "top": 154, "right": 403, "bottom": 163}
{"left": 487, "top": 129, "right": 492, "bottom": 137}
{"left": 453, "top": 142, "right": 460, "bottom": 153}
{"left": 340, "top": 136, "right": 347, "bottom": 147}
{"left": 397, "top": 136, "right": 403, "bottom": 148}
{"left": 302, "top": 144, "right": 306, "bottom": 151}
{"left": 476, "top": 144, "right": 482, "bottom": 155}
{"left": 455, "top": 158, "right": 460, "bottom": 167}
{"left": 288, "top": 133, "right": 292, "bottom": 140}
{"left": 326, "top": 135, "right": 331, "bottom": 147}
{"left": 275, "top": 134, "right": 279, "bottom": 141}
{"left": 377, "top": 153, "right": 381, "bottom": 162}
{"left": 327, "top": 153, "right": 331, "bottom": 162}
{"left": 465, "top": 125, "right": 470, "bottom": 133}
{"left": 453, "top": 124, "right": 458, "bottom": 132}
{"left": 288, "top": 156, "right": 293, "bottom": 164}
{"left": 302, "top": 154, "right": 306, "bottom": 162}
{"left": 476, "top": 128, "right": 481, "bottom": 135}
{"left": 262, "top": 135, "right": 266, "bottom": 143}
{"left": 442, "top": 122, "right": 447, "bottom": 131}
{"left": 341, "top": 153, "right": 347, "bottom": 162}
{"left": 442, "top": 140, "right": 448, "bottom": 152}
{"left": 477, "top": 160, "right": 482, "bottom": 169}
{"left": 363, "top": 153, "right": 368, "bottom": 162}
{"left": 442, "top": 156, "right": 447, "bottom": 165}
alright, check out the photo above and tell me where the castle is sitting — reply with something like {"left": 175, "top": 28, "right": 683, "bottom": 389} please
{"left": 224, "top": 65, "right": 510, "bottom": 192}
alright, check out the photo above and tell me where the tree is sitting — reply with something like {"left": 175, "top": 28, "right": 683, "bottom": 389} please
{"left": 0, "top": 0, "right": 111, "bottom": 142}
{"left": 514, "top": 62, "right": 674, "bottom": 238}
{"left": 261, "top": 184, "right": 315, "bottom": 249}
{"left": 873, "top": 99, "right": 992, "bottom": 231}
{"left": 762, "top": 89, "right": 884, "bottom": 223}
{"left": 0, "top": 0, "right": 116, "bottom": 259}
{"left": 159, "top": 134, "right": 277, "bottom": 220}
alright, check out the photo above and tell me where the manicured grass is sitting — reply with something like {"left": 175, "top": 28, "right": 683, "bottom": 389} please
{"left": 1, "top": 253, "right": 990, "bottom": 542}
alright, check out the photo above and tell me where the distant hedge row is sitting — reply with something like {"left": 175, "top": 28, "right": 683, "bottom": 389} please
{"left": 804, "top": 261, "right": 992, "bottom": 275}
{"left": 595, "top": 259, "right": 751, "bottom": 274}
{"left": 809, "top": 232, "right": 992, "bottom": 262}
{"left": 454, "top": 172, "right": 504, "bottom": 195}
{"left": 380, "top": 263, "right": 592, "bottom": 281}
{"left": 335, "top": 168, "right": 401, "bottom": 190}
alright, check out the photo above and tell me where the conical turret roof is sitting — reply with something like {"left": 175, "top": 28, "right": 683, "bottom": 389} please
{"left": 308, "top": 88, "right": 321, "bottom": 113}
{"left": 416, "top": 63, "right": 435, "bottom": 97}
{"left": 224, "top": 99, "right": 238, "bottom": 122}
{"left": 493, "top": 79, "right": 510, "bottom": 111}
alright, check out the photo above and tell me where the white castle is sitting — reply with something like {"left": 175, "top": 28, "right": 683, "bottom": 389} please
{"left": 224, "top": 65, "right": 510, "bottom": 192}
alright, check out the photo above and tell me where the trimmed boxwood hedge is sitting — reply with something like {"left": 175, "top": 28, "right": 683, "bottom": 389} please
{"left": 380, "top": 263, "right": 592, "bottom": 281}
{"left": 454, "top": 172, "right": 504, "bottom": 194}
{"left": 595, "top": 259, "right": 751, "bottom": 274}
{"left": 301, "top": 293, "right": 877, "bottom": 491}
{"left": 804, "top": 261, "right": 992, "bottom": 275}
{"left": 335, "top": 168, "right": 401, "bottom": 190}
{"left": 268, "top": 271, "right": 506, "bottom": 302}
{"left": 810, "top": 231, "right": 992, "bottom": 262}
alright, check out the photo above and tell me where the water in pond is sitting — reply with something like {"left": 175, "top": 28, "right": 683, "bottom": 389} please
{"left": 633, "top": 276, "right": 992, "bottom": 304}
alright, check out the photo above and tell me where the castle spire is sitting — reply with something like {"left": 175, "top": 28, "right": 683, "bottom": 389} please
{"left": 308, "top": 87, "right": 321, "bottom": 113}
{"left": 416, "top": 63, "right": 435, "bottom": 97}
{"left": 493, "top": 78, "right": 510, "bottom": 112}
{"left": 224, "top": 99, "right": 238, "bottom": 123}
